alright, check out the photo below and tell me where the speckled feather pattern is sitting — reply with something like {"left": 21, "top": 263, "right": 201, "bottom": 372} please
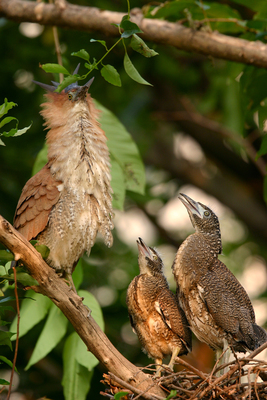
{"left": 173, "top": 200, "right": 267, "bottom": 352}
{"left": 14, "top": 91, "right": 113, "bottom": 275}
{"left": 127, "top": 263, "right": 191, "bottom": 363}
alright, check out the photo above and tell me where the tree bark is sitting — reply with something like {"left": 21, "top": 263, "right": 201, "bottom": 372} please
{"left": 1, "top": 0, "right": 267, "bottom": 69}
{"left": 0, "top": 215, "right": 166, "bottom": 400}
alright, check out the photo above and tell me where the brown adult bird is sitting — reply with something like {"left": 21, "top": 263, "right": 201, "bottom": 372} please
{"left": 172, "top": 193, "right": 267, "bottom": 356}
{"left": 13, "top": 65, "right": 114, "bottom": 291}
{"left": 126, "top": 238, "right": 192, "bottom": 375}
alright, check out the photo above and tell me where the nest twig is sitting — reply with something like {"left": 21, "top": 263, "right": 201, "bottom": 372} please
{"left": 101, "top": 343, "right": 267, "bottom": 400}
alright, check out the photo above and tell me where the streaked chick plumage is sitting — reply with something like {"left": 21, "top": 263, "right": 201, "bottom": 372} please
{"left": 127, "top": 238, "right": 191, "bottom": 374}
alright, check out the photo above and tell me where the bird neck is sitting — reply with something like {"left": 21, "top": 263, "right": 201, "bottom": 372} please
{"left": 194, "top": 230, "right": 222, "bottom": 257}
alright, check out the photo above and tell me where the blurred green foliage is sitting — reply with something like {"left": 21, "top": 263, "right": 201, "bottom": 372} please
{"left": 1, "top": 0, "right": 267, "bottom": 399}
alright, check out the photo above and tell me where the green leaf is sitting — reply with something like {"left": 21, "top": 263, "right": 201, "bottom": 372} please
{"left": 165, "top": 390, "right": 177, "bottom": 400}
{"left": 0, "top": 250, "right": 14, "bottom": 264}
{"left": 41, "top": 63, "right": 70, "bottom": 75}
{"left": 264, "top": 176, "right": 267, "bottom": 203}
{"left": 101, "top": 64, "right": 121, "bottom": 87}
{"left": 78, "top": 290, "right": 104, "bottom": 330}
{"left": 73, "top": 290, "right": 104, "bottom": 371}
{"left": 71, "top": 49, "right": 90, "bottom": 62}
{"left": 0, "top": 355, "right": 18, "bottom": 372}
{"left": 0, "top": 138, "right": 5, "bottom": 146}
{"left": 230, "top": 0, "right": 266, "bottom": 12}
{"left": 72, "top": 259, "right": 83, "bottom": 291}
{"left": 114, "top": 392, "right": 129, "bottom": 400}
{"left": 25, "top": 303, "right": 68, "bottom": 370}
{"left": 90, "top": 39, "right": 108, "bottom": 51}
{"left": 3, "top": 272, "right": 38, "bottom": 287}
{"left": 257, "top": 135, "right": 267, "bottom": 159}
{"left": 0, "top": 296, "right": 16, "bottom": 304}
{"left": 12, "top": 123, "right": 32, "bottom": 137}
{"left": 123, "top": 53, "right": 152, "bottom": 86}
{"left": 94, "top": 100, "right": 146, "bottom": 195}
{"left": 0, "top": 331, "right": 13, "bottom": 350}
{"left": 35, "top": 244, "right": 50, "bottom": 259}
{"left": 32, "top": 143, "right": 48, "bottom": 175}
{"left": 56, "top": 75, "right": 79, "bottom": 93}
{"left": 131, "top": 35, "right": 159, "bottom": 58}
{"left": 0, "top": 379, "right": 10, "bottom": 385}
{"left": 0, "top": 116, "right": 17, "bottom": 129}
{"left": 120, "top": 19, "right": 143, "bottom": 38}
{"left": 10, "top": 290, "right": 52, "bottom": 340}
{"left": 258, "top": 104, "right": 267, "bottom": 131}
{"left": 62, "top": 332, "right": 93, "bottom": 400}
{"left": 110, "top": 158, "right": 125, "bottom": 210}
{"left": 0, "top": 98, "right": 17, "bottom": 118}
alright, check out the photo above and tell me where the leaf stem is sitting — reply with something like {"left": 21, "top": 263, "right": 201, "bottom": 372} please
{"left": 92, "top": 38, "right": 122, "bottom": 71}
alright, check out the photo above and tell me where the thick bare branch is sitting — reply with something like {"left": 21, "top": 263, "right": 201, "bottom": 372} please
{"left": 1, "top": 0, "right": 267, "bottom": 68}
{"left": 0, "top": 215, "right": 166, "bottom": 400}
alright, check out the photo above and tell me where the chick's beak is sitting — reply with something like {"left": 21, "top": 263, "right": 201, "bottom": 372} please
{"left": 178, "top": 193, "right": 202, "bottom": 218}
{"left": 136, "top": 237, "right": 152, "bottom": 260}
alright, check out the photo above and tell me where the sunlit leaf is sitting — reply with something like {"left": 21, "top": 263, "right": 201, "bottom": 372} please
{"left": 165, "top": 390, "right": 177, "bottom": 400}
{"left": 114, "top": 392, "right": 129, "bottom": 400}
{"left": 10, "top": 290, "right": 52, "bottom": 340}
{"left": 0, "top": 379, "right": 10, "bottom": 385}
{"left": 95, "top": 100, "right": 146, "bottom": 195}
{"left": 56, "top": 75, "right": 79, "bottom": 93}
{"left": 0, "top": 355, "right": 18, "bottom": 372}
{"left": 41, "top": 63, "right": 70, "bottom": 75}
{"left": 72, "top": 290, "right": 104, "bottom": 370}
{"left": 12, "top": 123, "right": 32, "bottom": 137}
{"left": 0, "top": 99, "right": 17, "bottom": 118}
{"left": 131, "top": 35, "right": 159, "bottom": 58}
{"left": 25, "top": 303, "right": 68, "bottom": 370}
{"left": 72, "top": 259, "right": 83, "bottom": 291}
{"left": 62, "top": 333, "right": 93, "bottom": 400}
{"left": 71, "top": 49, "right": 90, "bottom": 62}
{"left": 0, "top": 116, "right": 17, "bottom": 129}
{"left": 101, "top": 64, "right": 121, "bottom": 86}
{"left": 110, "top": 158, "right": 125, "bottom": 210}
{"left": 123, "top": 53, "right": 152, "bottom": 86}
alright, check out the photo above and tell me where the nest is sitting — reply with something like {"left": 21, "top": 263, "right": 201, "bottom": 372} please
{"left": 101, "top": 343, "right": 267, "bottom": 400}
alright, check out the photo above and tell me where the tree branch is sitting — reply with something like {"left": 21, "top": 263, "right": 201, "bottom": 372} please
{"left": 0, "top": 215, "right": 166, "bottom": 400}
{"left": 1, "top": 0, "right": 267, "bottom": 69}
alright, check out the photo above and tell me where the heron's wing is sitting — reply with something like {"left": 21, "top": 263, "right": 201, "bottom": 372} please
{"left": 14, "top": 163, "right": 61, "bottom": 241}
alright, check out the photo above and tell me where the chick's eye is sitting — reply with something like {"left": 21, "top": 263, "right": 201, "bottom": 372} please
{"left": 204, "top": 211, "right": 210, "bottom": 217}
{"left": 68, "top": 93, "right": 73, "bottom": 100}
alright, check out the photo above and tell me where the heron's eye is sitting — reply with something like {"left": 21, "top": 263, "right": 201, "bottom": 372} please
{"left": 68, "top": 93, "right": 73, "bottom": 100}
{"left": 204, "top": 211, "right": 210, "bottom": 217}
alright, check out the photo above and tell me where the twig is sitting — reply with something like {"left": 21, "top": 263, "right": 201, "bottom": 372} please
{"left": 48, "top": 0, "right": 63, "bottom": 82}
{"left": 3, "top": 0, "right": 267, "bottom": 69}
{"left": 108, "top": 373, "right": 166, "bottom": 400}
{"left": 175, "top": 356, "right": 207, "bottom": 381}
{"left": 7, "top": 266, "right": 20, "bottom": 400}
